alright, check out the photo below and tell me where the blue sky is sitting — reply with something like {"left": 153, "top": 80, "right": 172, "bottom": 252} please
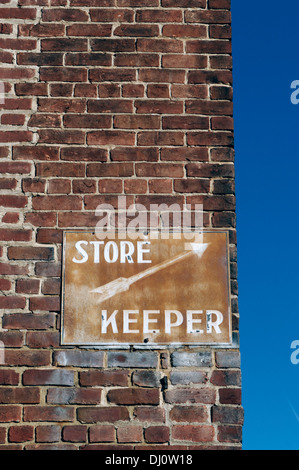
{"left": 231, "top": 0, "right": 299, "bottom": 450}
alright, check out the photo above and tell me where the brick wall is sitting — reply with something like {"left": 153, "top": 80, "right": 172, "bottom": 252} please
{"left": 0, "top": 0, "right": 242, "bottom": 450}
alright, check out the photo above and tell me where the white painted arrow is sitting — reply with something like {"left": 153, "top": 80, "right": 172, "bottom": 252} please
{"left": 90, "top": 243, "right": 209, "bottom": 304}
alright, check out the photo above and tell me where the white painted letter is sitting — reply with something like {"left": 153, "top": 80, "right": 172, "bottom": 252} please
{"left": 90, "top": 241, "right": 104, "bottom": 263}
{"left": 123, "top": 310, "right": 139, "bottom": 334}
{"left": 187, "top": 310, "right": 204, "bottom": 334}
{"left": 144, "top": 310, "right": 160, "bottom": 334}
{"left": 104, "top": 241, "right": 118, "bottom": 263}
{"left": 206, "top": 310, "right": 223, "bottom": 334}
{"left": 120, "top": 241, "right": 134, "bottom": 263}
{"left": 72, "top": 240, "right": 88, "bottom": 264}
{"left": 137, "top": 241, "right": 152, "bottom": 264}
{"left": 165, "top": 310, "right": 183, "bottom": 334}
{"left": 101, "top": 310, "right": 118, "bottom": 334}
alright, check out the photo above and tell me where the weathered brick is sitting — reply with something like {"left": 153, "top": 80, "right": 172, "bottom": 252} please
{"left": 36, "top": 425, "right": 61, "bottom": 443}
{"left": 107, "top": 352, "right": 158, "bottom": 368}
{"left": 117, "top": 425, "right": 143, "bottom": 443}
{"left": 89, "top": 425, "right": 115, "bottom": 443}
{"left": 47, "top": 388, "right": 102, "bottom": 405}
{"left": 171, "top": 352, "right": 212, "bottom": 368}
{"left": 54, "top": 350, "right": 104, "bottom": 368}
{"left": 169, "top": 406, "right": 209, "bottom": 423}
{"left": 79, "top": 370, "right": 129, "bottom": 387}
{"left": 23, "top": 369, "right": 75, "bottom": 387}
{"left": 24, "top": 406, "right": 75, "bottom": 423}
{"left": 107, "top": 388, "right": 160, "bottom": 405}
{"left": 77, "top": 407, "right": 129, "bottom": 424}
{"left": 164, "top": 388, "right": 216, "bottom": 404}
{"left": 172, "top": 425, "right": 214, "bottom": 443}
{"left": 8, "top": 426, "right": 34, "bottom": 443}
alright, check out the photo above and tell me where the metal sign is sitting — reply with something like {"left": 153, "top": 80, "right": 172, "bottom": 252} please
{"left": 61, "top": 231, "right": 232, "bottom": 347}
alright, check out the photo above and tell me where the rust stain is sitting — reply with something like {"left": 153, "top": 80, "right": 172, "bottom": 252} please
{"left": 61, "top": 231, "right": 231, "bottom": 347}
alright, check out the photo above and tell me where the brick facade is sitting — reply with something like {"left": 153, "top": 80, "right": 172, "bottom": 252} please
{"left": 0, "top": 0, "right": 242, "bottom": 449}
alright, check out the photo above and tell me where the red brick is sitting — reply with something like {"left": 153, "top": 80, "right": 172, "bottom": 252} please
{"left": 136, "top": 9, "right": 182, "bottom": 23}
{"left": 0, "top": 296, "right": 26, "bottom": 309}
{"left": 172, "top": 425, "right": 214, "bottom": 443}
{"left": 62, "top": 425, "right": 87, "bottom": 443}
{"left": 16, "top": 279, "right": 40, "bottom": 294}
{"left": 163, "top": 24, "right": 207, "bottom": 38}
{"left": 0, "top": 178, "right": 17, "bottom": 190}
{"left": 144, "top": 426, "right": 169, "bottom": 443}
{"left": 0, "top": 406, "right": 21, "bottom": 423}
{"left": 2, "top": 212, "right": 19, "bottom": 224}
{"left": 25, "top": 212, "right": 57, "bottom": 227}
{"left": 36, "top": 425, "right": 61, "bottom": 443}
{"left": 67, "top": 24, "right": 112, "bottom": 37}
{"left": 108, "top": 388, "right": 159, "bottom": 405}
{"left": 48, "top": 179, "right": 71, "bottom": 194}
{"left": 147, "top": 84, "right": 169, "bottom": 98}
{"left": 5, "top": 351, "right": 51, "bottom": 367}
{"left": 0, "top": 161, "right": 31, "bottom": 174}
{"left": 218, "top": 425, "right": 242, "bottom": 443}
{"left": 111, "top": 147, "right": 158, "bottom": 162}
{"left": 133, "top": 407, "right": 165, "bottom": 423}
{"left": 0, "top": 39, "right": 37, "bottom": 50}
{"left": 114, "top": 115, "right": 160, "bottom": 129}
{"left": 0, "top": 370, "right": 19, "bottom": 386}
{"left": 0, "top": 229, "right": 31, "bottom": 242}
{"left": 99, "top": 179, "right": 123, "bottom": 194}
{"left": 219, "top": 388, "right": 242, "bottom": 405}
{"left": 87, "top": 163, "right": 134, "bottom": 178}
{"left": 26, "top": 331, "right": 60, "bottom": 348}
{"left": 0, "top": 8, "right": 36, "bottom": 19}
{"left": 13, "top": 146, "right": 59, "bottom": 161}
{"left": 29, "top": 296, "right": 60, "bottom": 312}
{"left": 0, "top": 131, "right": 32, "bottom": 143}
{"left": 164, "top": 388, "right": 216, "bottom": 404}
{"left": 42, "top": 8, "right": 89, "bottom": 22}
{"left": 24, "top": 406, "right": 75, "bottom": 423}
{"left": 64, "top": 114, "right": 111, "bottom": 129}
{"left": 136, "top": 163, "right": 184, "bottom": 178}
{"left": 41, "top": 278, "right": 61, "bottom": 295}
{"left": 137, "top": 38, "right": 183, "bottom": 53}
{"left": 47, "top": 388, "right": 102, "bottom": 405}
{"left": 22, "top": 178, "right": 46, "bottom": 193}
{"left": 124, "top": 179, "right": 147, "bottom": 194}
{"left": 117, "top": 425, "right": 143, "bottom": 443}
{"left": 122, "top": 84, "right": 144, "bottom": 97}
{"left": 87, "top": 131, "right": 135, "bottom": 146}
{"left": 169, "top": 406, "right": 209, "bottom": 423}
{"left": 32, "top": 195, "right": 82, "bottom": 211}
{"left": 61, "top": 147, "right": 107, "bottom": 162}
{"left": 7, "top": 246, "right": 54, "bottom": 261}
{"left": 1, "top": 114, "right": 25, "bottom": 126}
{"left": 89, "top": 425, "right": 115, "bottom": 443}
{"left": 0, "top": 263, "right": 29, "bottom": 276}
{"left": 28, "top": 114, "right": 62, "bottom": 128}
{"left": 0, "top": 330, "right": 24, "bottom": 348}
{"left": 137, "top": 132, "right": 184, "bottom": 146}
{"left": 23, "top": 369, "right": 74, "bottom": 386}
{"left": 18, "top": 23, "right": 65, "bottom": 38}
{"left": 77, "top": 407, "right": 129, "bottom": 424}
{"left": 79, "top": 370, "right": 129, "bottom": 387}
{"left": 0, "top": 388, "right": 40, "bottom": 404}
{"left": 149, "top": 179, "right": 172, "bottom": 193}
{"left": 38, "top": 98, "right": 85, "bottom": 113}
{"left": 38, "top": 129, "right": 85, "bottom": 144}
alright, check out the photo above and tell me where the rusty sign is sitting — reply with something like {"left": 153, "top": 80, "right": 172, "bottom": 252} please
{"left": 61, "top": 231, "right": 232, "bottom": 347}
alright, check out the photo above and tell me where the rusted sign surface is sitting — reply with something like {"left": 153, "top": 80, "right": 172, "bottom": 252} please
{"left": 61, "top": 231, "right": 232, "bottom": 347}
